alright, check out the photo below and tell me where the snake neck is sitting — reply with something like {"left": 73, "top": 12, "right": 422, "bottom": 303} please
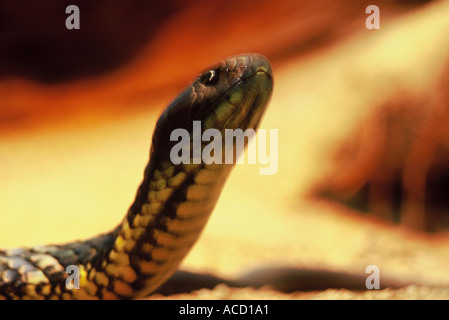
{"left": 0, "top": 154, "right": 233, "bottom": 300}
{"left": 97, "top": 156, "right": 233, "bottom": 298}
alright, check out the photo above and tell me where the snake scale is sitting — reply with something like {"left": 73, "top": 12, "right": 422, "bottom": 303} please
{"left": 0, "top": 54, "right": 273, "bottom": 300}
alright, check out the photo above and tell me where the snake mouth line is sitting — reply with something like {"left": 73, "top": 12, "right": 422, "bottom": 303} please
{"left": 242, "top": 70, "right": 273, "bottom": 130}
{"left": 203, "top": 67, "right": 273, "bottom": 128}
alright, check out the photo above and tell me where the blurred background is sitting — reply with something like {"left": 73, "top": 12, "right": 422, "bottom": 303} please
{"left": 1, "top": 0, "right": 449, "bottom": 299}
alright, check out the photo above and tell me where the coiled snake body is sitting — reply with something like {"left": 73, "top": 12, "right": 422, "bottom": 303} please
{"left": 0, "top": 54, "right": 273, "bottom": 299}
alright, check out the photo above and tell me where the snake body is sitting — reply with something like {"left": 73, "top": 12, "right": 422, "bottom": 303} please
{"left": 0, "top": 54, "right": 273, "bottom": 299}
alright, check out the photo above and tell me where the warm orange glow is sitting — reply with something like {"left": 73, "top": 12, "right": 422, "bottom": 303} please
{"left": 2, "top": 1, "right": 449, "bottom": 299}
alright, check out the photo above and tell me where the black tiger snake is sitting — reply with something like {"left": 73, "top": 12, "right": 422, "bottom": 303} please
{"left": 0, "top": 53, "right": 274, "bottom": 299}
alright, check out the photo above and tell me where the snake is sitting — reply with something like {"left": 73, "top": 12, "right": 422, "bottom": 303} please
{"left": 0, "top": 53, "right": 273, "bottom": 300}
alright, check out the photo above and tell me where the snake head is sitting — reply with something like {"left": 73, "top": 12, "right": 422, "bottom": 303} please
{"left": 150, "top": 53, "right": 273, "bottom": 164}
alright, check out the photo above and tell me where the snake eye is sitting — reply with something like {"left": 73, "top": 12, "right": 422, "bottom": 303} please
{"left": 199, "top": 69, "right": 219, "bottom": 86}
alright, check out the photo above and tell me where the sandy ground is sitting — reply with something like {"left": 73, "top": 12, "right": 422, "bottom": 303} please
{"left": 1, "top": 1, "right": 449, "bottom": 299}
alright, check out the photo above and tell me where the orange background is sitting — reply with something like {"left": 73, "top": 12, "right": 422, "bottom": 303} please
{"left": 1, "top": 1, "right": 449, "bottom": 299}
